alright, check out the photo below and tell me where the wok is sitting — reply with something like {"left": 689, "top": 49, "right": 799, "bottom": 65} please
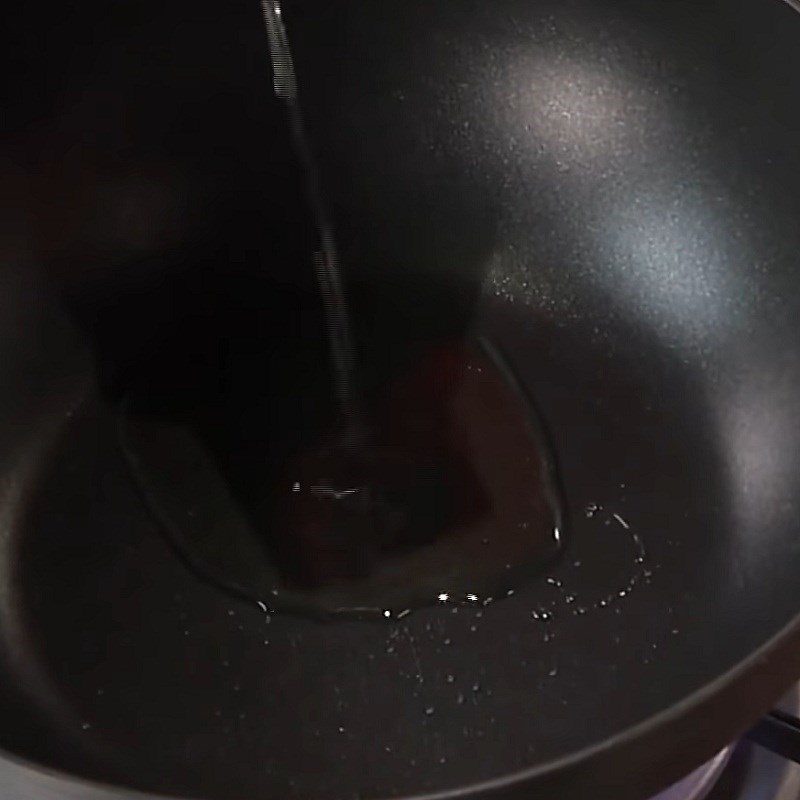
{"left": 2, "top": 0, "right": 800, "bottom": 798}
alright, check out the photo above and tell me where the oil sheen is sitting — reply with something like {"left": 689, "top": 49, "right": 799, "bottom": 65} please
{"left": 119, "top": 337, "right": 563, "bottom": 619}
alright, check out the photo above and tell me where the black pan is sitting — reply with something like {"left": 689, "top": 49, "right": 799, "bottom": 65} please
{"left": 2, "top": 0, "right": 800, "bottom": 798}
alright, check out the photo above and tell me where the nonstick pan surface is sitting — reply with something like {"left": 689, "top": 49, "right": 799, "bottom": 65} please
{"left": 2, "top": 0, "right": 800, "bottom": 798}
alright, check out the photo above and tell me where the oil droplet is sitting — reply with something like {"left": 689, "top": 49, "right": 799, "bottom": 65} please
{"left": 612, "top": 513, "right": 630, "bottom": 530}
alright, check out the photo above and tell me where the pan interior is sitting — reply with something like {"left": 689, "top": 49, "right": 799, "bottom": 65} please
{"left": 1, "top": 0, "right": 800, "bottom": 798}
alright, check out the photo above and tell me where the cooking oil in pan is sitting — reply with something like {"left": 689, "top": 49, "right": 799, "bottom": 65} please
{"left": 119, "top": 337, "right": 564, "bottom": 620}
